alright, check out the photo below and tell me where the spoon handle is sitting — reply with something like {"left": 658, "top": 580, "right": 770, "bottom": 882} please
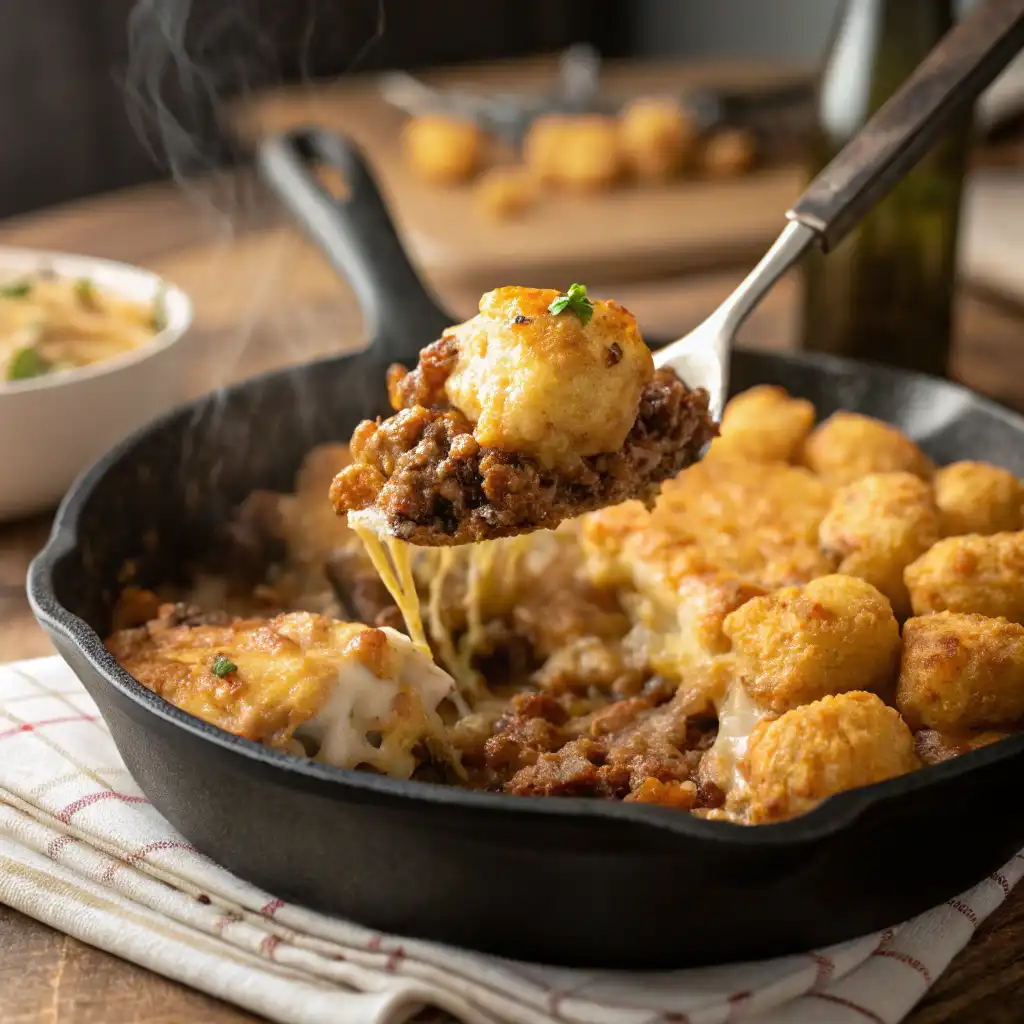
{"left": 788, "top": 0, "right": 1024, "bottom": 252}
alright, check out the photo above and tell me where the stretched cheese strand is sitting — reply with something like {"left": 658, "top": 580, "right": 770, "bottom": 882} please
{"left": 351, "top": 512, "right": 549, "bottom": 716}
{"left": 350, "top": 511, "right": 478, "bottom": 715}
{"left": 351, "top": 520, "right": 430, "bottom": 654}
{"left": 460, "top": 540, "right": 495, "bottom": 670}
{"left": 426, "top": 549, "right": 477, "bottom": 711}
{"left": 426, "top": 548, "right": 459, "bottom": 668}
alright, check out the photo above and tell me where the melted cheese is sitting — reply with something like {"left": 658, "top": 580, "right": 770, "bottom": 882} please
{"left": 700, "top": 681, "right": 770, "bottom": 809}
{"left": 427, "top": 548, "right": 468, "bottom": 683}
{"left": 423, "top": 531, "right": 553, "bottom": 685}
{"left": 464, "top": 539, "right": 492, "bottom": 659}
{"left": 424, "top": 547, "right": 481, "bottom": 708}
{"left": 349, "top": 509, "right": 489, "bottom": 712}
{"left": 350, "top": 511, "right": 429, "bottom": 653}
{"left": 109, "top": 608, "right": 461, "bottom": 782}
{"left": 349, "top": 511, "right": 565, "bottom": 714}
{"left": 296, "top": 626, "right": 456, "bottom": 779}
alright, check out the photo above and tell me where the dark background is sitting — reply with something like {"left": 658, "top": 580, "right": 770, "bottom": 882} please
{"left": 0, "top": 0, "right": 636, "bottom": 219}
{"left": 0, "top": 0, "right": 853, "bottom": 219}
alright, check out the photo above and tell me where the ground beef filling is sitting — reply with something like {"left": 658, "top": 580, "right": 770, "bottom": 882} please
{"left": 470, "top": 686, "right": 718, "bottom": 808}
{"left": 330, "top": 338, "right": 718, "bottom": 545}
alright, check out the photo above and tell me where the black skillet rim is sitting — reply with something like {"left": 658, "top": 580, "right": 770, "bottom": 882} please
{"left": 26, "top": 344, "right": 1024, "bottom": 845}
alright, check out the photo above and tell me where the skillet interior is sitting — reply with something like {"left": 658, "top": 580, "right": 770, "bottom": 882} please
{"left": 28, "top": 343, "right": 1024, "bottom": 969}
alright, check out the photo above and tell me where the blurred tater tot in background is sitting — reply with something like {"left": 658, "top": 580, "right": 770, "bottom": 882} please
{"left": 618, "top": 96, "right": 697, "bottom": 182}
{"left": 933, "top": 461, "right": 1024, "bottom": 537}
{"left": 403, "top": 115, "right": 486, "bottom": 185}
{"left": 474, "top": 167, "right": 537, "bottom": 221}
{"left": 557, "top": 115, "right": 624, "bottom": 193}
{"left": 523, "top": 114, "right": 568, "bottom": 185}
{"left": 701, "top": 127, "right": 758, "bottom": 179}
{"left": 525, "top": 114, "right": 622, "bottom": 193}
{"left": 709, "top": 384, "right": 816, "bottom": 464}
{"left": 802, "top": 411, "right": 934, "bottom": 485}
{"left": 818, "top": 472, "right": 940, "bottom": 619}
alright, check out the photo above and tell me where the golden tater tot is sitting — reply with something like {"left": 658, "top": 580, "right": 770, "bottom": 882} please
{"left": 896, "top": 612, "right": 1024, "bottom": 731}
{"left": 905, "top": 531, "right": 1024, "bottom": 623}
{"left": 743, "top": 691, "right": 917, "bottom": 824}
{"left": 402, "top": 115, "right": 485, "bottom": 185}
{"left": 474, "top": 168, "right": 537, "bottom": 221}
{"left": 818, "top": 472, "right": 940, "bottom": 618}
{"left": 723, "top": 574, "right": 900, "bottom": 714}
{"left": 802, "top": 411, "right": 934, "bottom": 486}
{"left": 558, "top": 116, "right": 623, "bottom": 193}
{"left": 525, "top": 114, "right": 622, "bottom": 193}
{"left": 708, "top": 384, "right": 816, "bottom": 464}
{"left": 933, "top": 461, "right": 1023, "bottom": 537}
{"left": 523, "top": 114, "right": 567, "bottom": 184}
{"left": 700, "top": 128, "right": 757, "bottom": 178}
{"left": 618, "top": 96, "right": 697, "bottom": 182}
{"left": 444, "top": 286, "right": 653, "bottom": 467}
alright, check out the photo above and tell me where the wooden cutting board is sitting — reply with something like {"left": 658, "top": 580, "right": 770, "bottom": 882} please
{"left": 229, "top": 57, "right": 812, "bottom": 290}
{"left": 230, "top": 57, "right": 1024, "bottom": 304}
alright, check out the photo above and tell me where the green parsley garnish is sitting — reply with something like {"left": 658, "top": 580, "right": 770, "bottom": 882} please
{"left": 211, "top": 655, "right": 237, "bottom": 678}
{"left": 0, "top": 280, "right": 32, "bottom": 299}
{"left": 548, "top": 282, "right": 594, "bottom": 327}
{"left": 75, "top": 278, "right": 98, "bottom": 308}
{"left": 151, "top": 283, "right": 168, "bottom": 332}
{"left": 7, "top": 346, "right": 51, "bottom": 382}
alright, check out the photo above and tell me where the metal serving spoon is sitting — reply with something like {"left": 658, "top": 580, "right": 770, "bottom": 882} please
{"left": 660, "top": 0, "right": 1024, "bottom": 420}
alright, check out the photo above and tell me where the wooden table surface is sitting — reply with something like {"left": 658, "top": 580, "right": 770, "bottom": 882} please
{"left": 4, "top": 81, "right": 1024, "bottom": 1024}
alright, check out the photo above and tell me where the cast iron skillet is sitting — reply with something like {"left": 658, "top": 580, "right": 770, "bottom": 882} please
{"left": 28, "top": 130, "right": 1024, "bottom": 970}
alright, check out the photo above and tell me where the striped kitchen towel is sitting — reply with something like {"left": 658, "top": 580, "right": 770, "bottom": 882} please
{"left": 0, "top": 656, "right": 1020, "bottom": 1024}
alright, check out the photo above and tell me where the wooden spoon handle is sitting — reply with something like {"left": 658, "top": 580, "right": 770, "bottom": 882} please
{"left": 789, "top": 0, "right": 1024, "bottom": 251}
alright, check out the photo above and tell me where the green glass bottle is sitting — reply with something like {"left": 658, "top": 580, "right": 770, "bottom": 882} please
{"left": 799, "top": 0, "right": 972, "bottom": 377}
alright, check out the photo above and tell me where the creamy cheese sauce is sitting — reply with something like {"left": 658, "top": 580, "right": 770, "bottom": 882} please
{"left": 701, "top": 681, "right": 770, "bottom": 807}
{"left": 296, "top": 626, "right": 456, "bottom": 779}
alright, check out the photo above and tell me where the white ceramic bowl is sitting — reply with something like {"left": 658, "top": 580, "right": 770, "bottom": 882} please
{"left": 0, "top": 248, "right": 194, "bottom": 522}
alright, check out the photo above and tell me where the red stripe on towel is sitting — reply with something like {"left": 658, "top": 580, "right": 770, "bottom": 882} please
{"left": 808, "top": 992, "right": 887, "bottom": 1023}
{"left": 56, "top": 790, "right": 148, "bottom": 823}
{"left": 808, "top": 952, "right": 836, "bottom": 990}
{"left": 947, "top": 900, "right": 979, "bottom": 926}
{"left": 0, "top": 714, "right": 99, "bottom": 741}
{"left": 101, "top": 839, "right": 200, "bottom": 883}
{"left": 872, "top": 948, "right": 933, "bottom": 985}
{"left": 45, "top": 835, "right": 79, "bottom": 859}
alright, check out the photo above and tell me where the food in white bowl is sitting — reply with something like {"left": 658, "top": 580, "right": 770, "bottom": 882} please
{"left": 0, "top": 248, "right": 193, "bottom": 521}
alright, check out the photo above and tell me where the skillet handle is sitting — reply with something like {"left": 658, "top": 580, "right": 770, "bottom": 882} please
{"left": 257, "top": 128, "right": 453, "bottom": 362}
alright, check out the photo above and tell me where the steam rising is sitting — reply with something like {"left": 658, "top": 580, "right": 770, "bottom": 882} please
{"left": 125, "top": 0, "right": 386, "bottom": 183}
{"left": 122, "top": 0, "right": 387, "bottom": 481}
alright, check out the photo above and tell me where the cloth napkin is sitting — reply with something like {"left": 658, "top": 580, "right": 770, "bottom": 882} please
{"left": 0, "top": 657, "right": 1020, "bottom": 1024}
